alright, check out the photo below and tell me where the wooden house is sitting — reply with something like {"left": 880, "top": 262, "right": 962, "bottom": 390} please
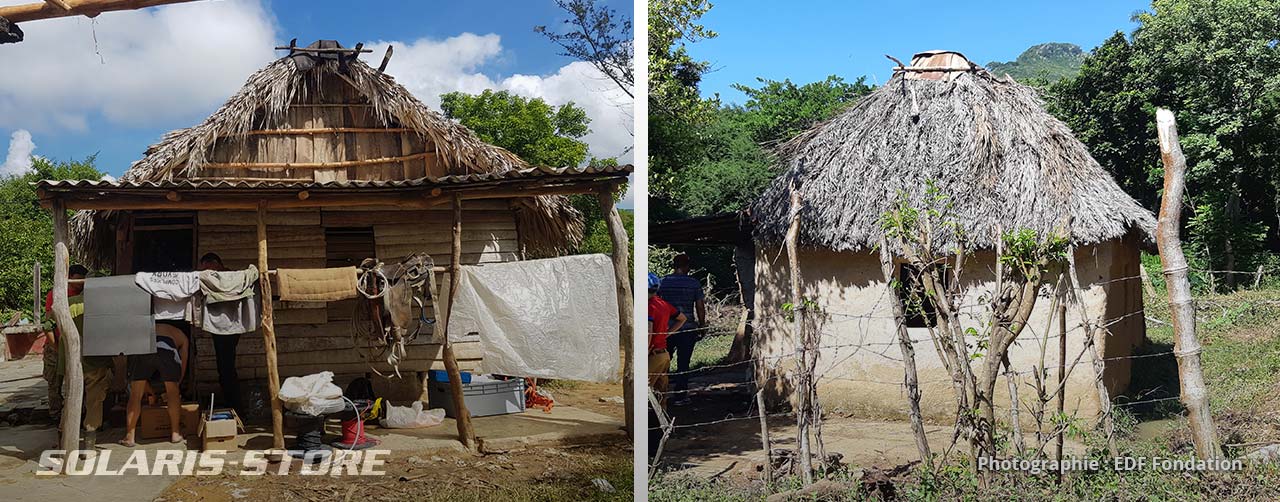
{"left": 37, "top": 41, "right": 633, "bottom": 449}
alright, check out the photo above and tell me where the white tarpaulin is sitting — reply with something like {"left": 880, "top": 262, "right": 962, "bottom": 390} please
{"left": 447, "top": 254, "right": 620, "bottom": 383}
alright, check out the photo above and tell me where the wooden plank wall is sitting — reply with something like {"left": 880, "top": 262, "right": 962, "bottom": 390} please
{"left": 192, "top": 201, "right": 518, "bottom": 387}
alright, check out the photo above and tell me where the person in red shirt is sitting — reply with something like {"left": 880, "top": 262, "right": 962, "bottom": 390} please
{"left": 647, "top": 273, "right": 685, "bottom": 410}
{"left": 42, "top": 264, "right": 88, "bottom": 423}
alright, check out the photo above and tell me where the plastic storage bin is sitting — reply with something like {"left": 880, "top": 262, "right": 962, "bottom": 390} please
{"left": 427, "top": 375, "right": 525, "bottom": 418}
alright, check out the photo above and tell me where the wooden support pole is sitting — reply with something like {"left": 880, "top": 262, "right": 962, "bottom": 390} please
{"left": 32, "top": 261, "right": 41, "bottom": 328}
{"left": 50, "top": 199, "right": 84, "bottom": 463}
{"left": 878, "top": 240, "right": 932, "bottom": 467}
{"left": 785, "top": 186, "right": 813, "bottom": 485}
{"left": 256, "top": 202, "right": 284, "bottom": 451}
{"left": 1056, "top": 300, "right": 1067, "bottom": 480}
{"left": 1066, "top": 249, "right": 1118, "bottom": 458}
{"left": 597, "top": 187, "right": 634, "bottom": 434}
{"left": 441, "top": 194, "right": 476, "bottom": 448}
{"left": 757, "top": 389, "right": 772, "bottom": 485}
{"left": 1155, "top": 108, "right": 1221, "bottom": 460}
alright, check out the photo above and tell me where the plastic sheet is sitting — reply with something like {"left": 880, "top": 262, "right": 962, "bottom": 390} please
{"left": 279, "top": 371, "right": 345, "bottom": 415}
{"left": 447, "top": 254, "right": 620, "bottom": 383}
{"left": 380, "top": 402, "right": 446, "bottom": 429}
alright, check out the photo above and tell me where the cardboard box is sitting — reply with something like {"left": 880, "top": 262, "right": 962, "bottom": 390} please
{"left": 197, "top": 408, "right": 244, "bottom": 452}
{"left": 138, "top": 403, "right": 201, "bottom": 439}
{"left": 202, "top": 435, "right": 239, "bottom": 451}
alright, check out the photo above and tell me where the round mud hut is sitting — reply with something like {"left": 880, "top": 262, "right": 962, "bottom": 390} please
{"left": 748, "top": 51, "right": 1156, "bottom": 420}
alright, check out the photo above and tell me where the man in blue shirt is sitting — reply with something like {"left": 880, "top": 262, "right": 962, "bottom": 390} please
{"left": 658, "top": 254, "right": 706, "bottom": 405}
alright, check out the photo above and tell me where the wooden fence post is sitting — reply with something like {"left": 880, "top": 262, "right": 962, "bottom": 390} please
{"left": 597, "top": 187, "right": 634, "bottom": 434}
{"left": 878, "top": 241, "right": 931, "bottom": 467}
{"left": 757, "top": 389, "right": 773, "bottom": 485}
{"left": 1066, "top": 250, "right": 1118, "bottom": 458}
{"left": 785, "top": 186, "right": 813, "bottom": 484}
{"left": 1155, "top": 108, "right": 1220, "bottom": 460}
{"left": 50, "top": 199, "right": 84, "bottom": 463}
{"left": 256, "top": 202, "right": 284, "bottom": 450}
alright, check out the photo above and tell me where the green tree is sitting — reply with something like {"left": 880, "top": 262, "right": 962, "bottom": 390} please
{"left": 0, "top": 156, "right": 104, "bottom": 318}
{"left": 1048, "top": 0, "right": 1280, "bottom": 289}
{"left": 439, "top": 89, "right": 630, "bottom": 257}
{"left": 731, "top": 75, "right": 874, "bottom": 145}
{"left": 1047, "top": 32, "right": 1160, "bottom": 209}
{"left": 648, "top": 0, "right": 719, "bottom": 206}
{"left": 440, "top": 89, "right": 591, "bottom": 168}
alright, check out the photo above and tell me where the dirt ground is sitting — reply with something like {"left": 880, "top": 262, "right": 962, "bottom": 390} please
{"left": 0, "top": 368, "right": 631, "bottom": 502}
{"left": 157, "top": 381, "right": 631, "bottom": 501}
{"left": 653, "top": 362, "right": 1084, "bottom": 483}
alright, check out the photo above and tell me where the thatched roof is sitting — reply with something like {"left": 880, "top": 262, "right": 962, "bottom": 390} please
{"left": 71, "top": 42, "right": 598, "bottom": 266}
{"left": 751, "top": 51, "right": 1156, "bottom": 254}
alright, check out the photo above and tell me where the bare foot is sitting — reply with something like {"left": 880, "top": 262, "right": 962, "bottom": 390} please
{"left": 119, "top": 438, "right": 136, "bottom": 448}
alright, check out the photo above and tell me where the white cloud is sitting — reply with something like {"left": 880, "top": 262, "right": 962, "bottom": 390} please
{"left": 362, "top": 35, "right": 634, "bottom": 165}
{"left": 0, "top": 0, "right": 277, "bottom": 132}
{"left": 1, "top": 129, "right": 36, "bottom": 176}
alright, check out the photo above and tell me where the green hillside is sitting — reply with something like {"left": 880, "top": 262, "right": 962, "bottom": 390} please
{"left": 986, "top": 42, "right": 1085, "bottom": 83}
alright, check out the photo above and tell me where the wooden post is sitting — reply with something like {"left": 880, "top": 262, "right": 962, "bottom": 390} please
{"left": 442, "top": 194, "right": 476, "bottom": 448}
{"left": 597, "top": 187, "right": 634, "bottom": 434}
{"left": 878, "top": 241, "right": 931, "bottom": 467}
{"left": 255, "top": 202, "right": 284, "bottom": 450}
{"left": 785, "top": 186, "right": 813, "bottom": 484}
{"left": 1066, "top": 249, "right": 1118, "bottom": 458}
{"left": 1155, "top": 108, "right": 1221, "bottom": 460}
{"left": 757, "top": 389, "right": 772, "bottom": 485}
{"left": 50, "top": 199, "right": 84, "bottom": 462}
{"left": 33, "top": 261, "right": 41, "bottom": 328}
{"left": 1056, "top": 300, "right": 1067, "bottom": 480}
{"left": 1139, "top": 262, "right": 1158, "bottom": 298}
{"left": 1253, "top": 264, "right": 1265, "bottom": 289}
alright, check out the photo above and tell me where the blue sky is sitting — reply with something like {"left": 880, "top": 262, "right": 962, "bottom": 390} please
{"left": 0, "top": 0, "right": 633, "bottom": 204}
{"left": 689, "top": 0, "right": 1149, "bottom": 104}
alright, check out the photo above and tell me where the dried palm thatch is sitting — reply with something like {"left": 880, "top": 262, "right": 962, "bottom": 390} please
{"left": 71, "top": 46, "right": 585, "bottom": 266}
{"left": 751, "top": 54, "right": 1155, "bottom": 254}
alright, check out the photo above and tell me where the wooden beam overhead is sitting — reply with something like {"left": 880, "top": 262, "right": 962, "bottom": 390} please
{"left": 201, "top": 152, "right": 432, "bottom": 170}
{"left": 1, "top": 0, "right": 201, "bottom": 23}
{"left": 44, "top": 0, "right": 74, "bottom": 11}
{"left": 239, "top": 127, "right": 416, "bottom": 136}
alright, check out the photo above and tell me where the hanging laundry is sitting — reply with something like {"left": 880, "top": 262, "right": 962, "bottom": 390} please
{"left": 200, "top": 265, "right": 261, "bottom": 335}
{"left": 135, "top": 271, "right": 201, "bottom": 320}
{"left": 200, "top": 264, "right": 259, "bottom": 303}
{"left": 277, "top": 266, "right": 358, "bottom": 302}
{"left": 202, "top": 284, "right": 260, "bottom": 336}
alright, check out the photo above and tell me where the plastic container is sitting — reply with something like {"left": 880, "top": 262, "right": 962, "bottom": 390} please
{"left": 427, "top": 370, "right": 472, "bottom": 384}
{"left": 427, "top": 375, "right": 525, "bottom": 418}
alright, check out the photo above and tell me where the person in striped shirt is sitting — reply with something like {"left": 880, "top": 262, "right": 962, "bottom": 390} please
{"left": 658, "top": 254, "right": 706, "bottom": 406}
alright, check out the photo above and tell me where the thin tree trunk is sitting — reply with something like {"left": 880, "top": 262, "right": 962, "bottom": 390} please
{"left": 1003, "top": 357, "right": 1025, "bottom": 456}
{"left": 879, "top": 242, "right": 932, "bottom": 468}
{"left": 597, "top": 188, "right": 634, "bottom": 434}
{"left": 785, "top": 186, "right": 813, "bottom": 484}
{"left": 1056, "top": 300, "right": 1067, "bottom": 481}
{"left": 1155, "top": 108, "right": 1220, "bottom": 460}
{"left": 1066, "top": 250, "right": 1119, "bottom": 458}
{"left": 255, "top": 202, "right": 284, "bottom": 450}
{"left": 758, "top": 389, "right": 773, "bottom": 485}
{"left": 51, "top": 199, "right": 83, "bottom": 462}
{"left": 442, "top": 195, "right": 476, "bottom": 448}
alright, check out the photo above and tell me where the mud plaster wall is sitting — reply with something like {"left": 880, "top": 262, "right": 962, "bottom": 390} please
{"left": 752, "top": 236, "right": 1146, "bottom": 424}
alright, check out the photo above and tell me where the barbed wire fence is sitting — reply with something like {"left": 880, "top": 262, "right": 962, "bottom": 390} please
{"left": 647, "top": 265, "right": 1280, "bottom": 482}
